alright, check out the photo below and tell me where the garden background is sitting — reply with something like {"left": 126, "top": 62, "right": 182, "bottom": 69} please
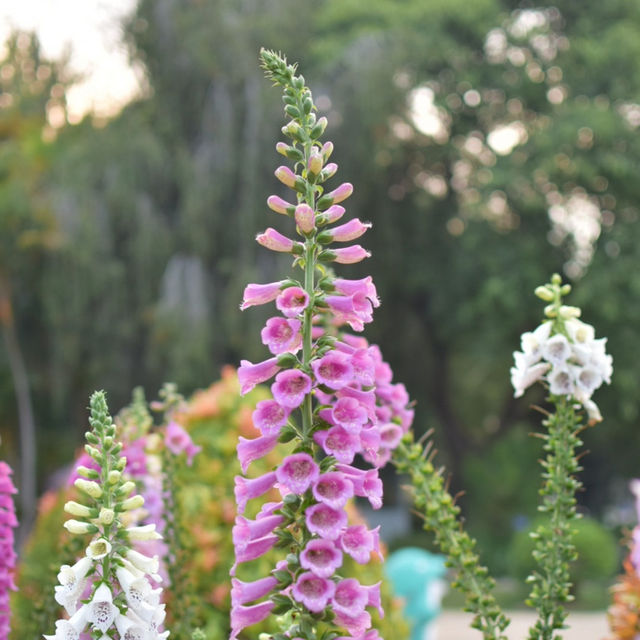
{"left": 1, "top": 0, "right": 639, "bottom": 600}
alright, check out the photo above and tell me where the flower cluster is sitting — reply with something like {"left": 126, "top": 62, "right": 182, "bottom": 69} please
{"left": 45, "top": 391, "right": 169, "bottom": 640}
{"left": 0, "top": 461, "right": 18, "bottom": 640}
{"left": 510, "top": 275, "right": 612, "bottom": 422}
{"left": 230, "top": 50, "right": 414, "bottom": 640}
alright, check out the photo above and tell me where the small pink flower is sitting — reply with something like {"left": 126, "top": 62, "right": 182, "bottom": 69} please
{"left": 326, "top": 219, "right": 371, "bottom": 242}
{"left": 165, "top": 421, "right": 201, "bottom": 465}
{"left": 256, "top": 228, "right": 296, "bottom": 252}
{"left": 305, "top": 503, "right": 348, "bottom": 540}
{"left": 261, "top": 317, "right": 302, "bottom": 355}
{"left": 336, "top": 465, "right": 383, "bottom": 510}
{"left": 276, "top": 286, "right": 310, "bottom": 318}
{"left": 295, "top": 203, "right": 315, "bottom": 233}
{"left": 332, "top": 578, "right": 368, "bottom": 616}
{"left": 332, "top": 245, "right": 371, "bottom": 264}
{"left": 292, "top": 572, "right": 336, "bottom": 612}
{"left": 231, "top": 534, "right": 279, "bottom": 575}
{"left": 325, "top": 294, "right": 373, "bottom": 331}
{"left": 327, "top": 182, "right": 353, "bottom": 205}
{"left": 234, "top": 471, "right": 277, "bottom": 513}
{"left": 331, "top": 397, "right": 368, "bottom": 433}
{"left": 334, "top": 609, "right": 372, "bottom": 637}
{"left": 340, "top": 525, "right": 382, "bottom": 564}
{"left": 236, "top": 435, "right": 279, "bottom": 474}
{"left": 271, "top": 369, "right": 312, "bottom": 408}
{"left": 379, "top": 423, "right": 403, "bottom": 449}
{"left": 241, "top": 281, "right": 286, "bottom": 309}
{"left": 299, "top": 539, "right": 343, "bottom": 578}
{"left": 275, "top": 165, "right": 297, "bottom": 188}
{"left": 334, "top": 277, "right": 380, "bottom": 308}
{"left": 230, "top": 600, "right": 274, "bottom": 639}
{"left": 233, "top": 513, "right": 284, "bottom": 551}
{"left": 231, "top": 576, "right": 278, "bottom": 606}
{"left": 267, "top": 195, "right": 295, "bottom": 215}
{"left": 312, "top": 352, "right": 354, "bottom": 390}
{"left": 314, "top": 426, "right": 361, "bottom": 464}
{"left": 276, "top": 453, "right": 319, "bottom": 494}
{"left": 312, "top": 472, "right": 354, "bottom": 509}
{"left": 238, "top": 357, "right": 281, "bottom": 395}
{"left": 363, "top": 582, "right": 384, "bottom": 618}
{"left": 252, "top": 400, "right": 290, "bottom": 436}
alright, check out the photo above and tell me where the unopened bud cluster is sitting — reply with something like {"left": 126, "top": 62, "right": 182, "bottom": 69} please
{"left": 45, "top": 391, "right": 168, "bottom": 640}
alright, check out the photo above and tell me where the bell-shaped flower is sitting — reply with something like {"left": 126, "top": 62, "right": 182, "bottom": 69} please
{"left": 276, "top": 286, "right": 310, "bottom": 317}
{"left": 267, "top": 195, "right": 295, "bottom": 215}
{"left": 276, "top": 453, "right": 319, "bottom": 494}
{"left": 256, "top": 228, "right": 296, "bottom": 253}
{"left": 87, "top": 583, "right": 117, "bottom": 633}
{"left": 314, "top": 426, "right": 361, "bottom": 464}
{"left": 43, "top": 606, "right": 87, "bottom": 640}
{"left": 116, "top": 566, "right": 160, "bottom": 621}
{"left": 334, "top": 608, "right": 372, "bottom": 637}
{"left": 86, "top": 538, "right": 111, "bottom": 561}
{"left": 234, "top": 471, "right": 277, "bottom": 514}
{"left": 231, "top": 576, "right": 278, "bottom": 607}
{"left": 233, "top": 512, "right": 283, "bottom": 551}
{"left": 241, "top": 281, "right": 286, "bottom": 310}
{"left": 230, "top": 601, "right": 274, "bottom": 640}
{"left": 295, "top": 203, "right": 315, "bottom": 233}
{"left": 237, "top": 435, "right": 279, "bottom": 474}
{"left": 292, "top": 572, "right": 336, "bottom": 612}
{"left": 271, "top": 369, "right": 312, "bottom": 409}
{"left": 238, "top": 357, "right": 281, "bottom": 395}
{"left": 331, "top": 397, "right": 369, "bottom": 433}
{"left": 305, "top": 503, "right": 348, "bottom": 540}
{"left": 54, "top": 556, "right": 93, "bottom": 615}
{"left": 325, "top": 219, "right": 371, "bottom": 242}
{"left": 340, "top": 525, "right": 382, "bottom": 564}
{"left": 299, "top": 538, "right": 343, "bottom": 578}
{"left": 261, "top": 317, "right": 302, "bottom": 355}
{"left": 252, "top": 400, "right": 290, "bottom": 436}
{"left": 312, "top": 352, "right": 354, "bottom": 390}
{"left": 331, "top": 245, "right": 371, "bottom": 265}
{"left": 312, "top": 472, "right": 354, "bottom": 509}
{"left": 332, "top": 578, "right": 368, "bottom": 616}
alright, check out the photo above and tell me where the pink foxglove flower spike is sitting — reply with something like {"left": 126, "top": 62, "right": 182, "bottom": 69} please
{"left": 229, "top": 50, "right": 415, "bottom": 640}
{"left": 0, "top": 460, "right": 17, "bottom": 640}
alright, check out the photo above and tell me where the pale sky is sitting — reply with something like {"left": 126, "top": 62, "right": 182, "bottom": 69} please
{"left": 0, "top": 0, "right": 142, "bottom": 121}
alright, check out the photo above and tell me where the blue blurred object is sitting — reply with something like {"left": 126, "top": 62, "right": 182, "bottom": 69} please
{"left": 386, "top": 547, "right": 447, "bottom": 640}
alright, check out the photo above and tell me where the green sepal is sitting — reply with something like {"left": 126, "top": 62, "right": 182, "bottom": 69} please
{"left": 277, "top": 353, "right": 298, "bottom": 368}
{"left": 278, "top": 425, "right": 297, "bottom": 443}
{"left": 317, "top": 250, "right": 337, "bottom": 263}
{"left": 316, "top": 231, "right": 333, "bottom": 245}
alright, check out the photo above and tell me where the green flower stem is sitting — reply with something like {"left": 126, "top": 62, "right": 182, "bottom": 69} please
{"left": 393, "top": 434, "right": 510, "bottom": 640}
{"left": 526, "top": 397, "right": 582, "bottom": 640}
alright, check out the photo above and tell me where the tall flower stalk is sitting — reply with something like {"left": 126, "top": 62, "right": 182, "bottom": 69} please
{"left": 45, "top": 390, "right": 169, "bottom": 640}
{"left": 0, "top": 459, "right": 18, "bottom": 640}
{"left": 512, "top": 275, "right": 612, "bottom": 640}
{"left": 231, "top": 50, "right": 414, "bottom": 640}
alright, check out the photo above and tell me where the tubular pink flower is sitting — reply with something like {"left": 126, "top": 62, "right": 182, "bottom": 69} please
{"left": 337, "top": 387, "right": 377, "bottom": 419}
{"left": 340, "top": 525, "right": 382, "bottom": 564}
{"left": 332, "top": 245, "right": 371, "bottom": 265}
{"left": 252, "top": 400, "right": 290, "bottom": 436}
{"left": 326, "top": 219, "right": 371, "bottom": 242}
{"left": 261, "top": 317, "right": 302, "bottom": 355}
{"left": 321, "top": 162, "right": 338, "bottom": 180}
{"left": 165, "top": 421, "right": 201, "bottom": 465}
{"left": 231, "top": 534, "right": 279, "bottom": 574}
{"left": 333, "top": 578, "right": 368, "bottom": 616}
{"left": 314, "top": 426, "right": 361, "bottom": 464}
{"left": 351, "top": 349, "right": 376, "bottom": 387}
{"left": 292, "top": 572, "right": 336, "bottom": 613}
{"left": 305, "top": 503, "right": 348, "bottom": 540}
{"left": 312, "top": 352, "right": 354, "bottom": 390}
{"left": 234, "top": 471, "right": 277, "bottom": 513}
{"left": 379, "top": 423, "right": 403, "bottom": 450}
{"left": 334, "top": 277, "right": 380, "bottom": 308}
{"left": 275, "top": 165, "right": 297, "bottom": 188}
{"left": 241, "top": 281, "right": 286, "bottom": 310}
{"left": 230, "top": 600, "right": 275, "bottom": 639}
{"left": 271, "top": 369, "right": 312, "bottom": 409}
{"left": 0, "top": 461, "right": 17, "bottom": 639}
{"left": 237, "top": 435, "right": 279, "bottom": 474}
{"left": 233, "top": 513, "right": 284, "bottom": 551}
{"left": 267, "top": 195, "right": 295, "bottom": 215}
{"left": 276, "top": 453, "right": 320, "bottom": 494}
{"left": 231, "top": 576, "right": 278, "bottom": 607}
{"left": 327, "top": 182, "right": 353, "bottom": 205}
{"left": 331, "top": 397, "right": 369, "bottom": 433}
{"left": 312, "top": 472, "right": 354, "bottom": 509}
{"left": 256, "top": 228, "right": 296, "bottom": 252}
{"left": 363, "top": 582, "right": 384, "bottom": 618}
{"left": 299, "top": 539, "right": 343, "bottom": 578}
{"left": 295, "top": 203, "right": 316, "bottom": 233}
{"left": 321, "top": 141, "right": 334, "bottom": 161}
{"left": 238, "top": 357, "right": 281, "bottom": 395}
{"left": 334, "top": 609, "right": 372, "bottom": 637}
{"left": 276, "top": 286, "right": 310, "bottom": 317}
